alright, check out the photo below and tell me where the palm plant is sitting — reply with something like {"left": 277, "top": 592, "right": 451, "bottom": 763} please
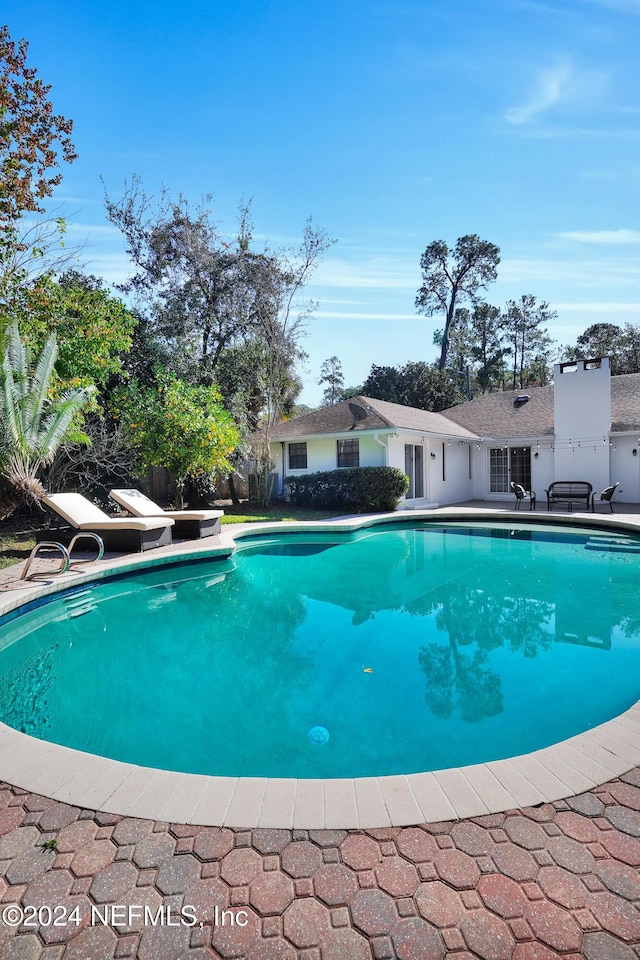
{"left": 0, "top": 321, "right": 94, "bottom": 514}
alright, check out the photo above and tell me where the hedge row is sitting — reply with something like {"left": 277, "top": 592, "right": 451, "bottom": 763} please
{"left": 284, "top": 466, "right": 409, "bottom": 513}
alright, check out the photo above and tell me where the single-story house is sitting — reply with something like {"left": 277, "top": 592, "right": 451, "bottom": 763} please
{"left": 263, "top": 357, "right": 640, "bottom": 507}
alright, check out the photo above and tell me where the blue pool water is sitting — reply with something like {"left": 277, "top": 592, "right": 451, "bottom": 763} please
{"left": 1, "top": 521, "right": 640, "bottom": 779}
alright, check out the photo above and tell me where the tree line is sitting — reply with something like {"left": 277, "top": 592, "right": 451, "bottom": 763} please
{"left": 319, "top": 235, "right": 640, "bottom": 413}
{"left": 0, "top": 23, "right": 332, "bottom": 513}
{"left": 1, "top": 23, "right": 638, "bottom": 516}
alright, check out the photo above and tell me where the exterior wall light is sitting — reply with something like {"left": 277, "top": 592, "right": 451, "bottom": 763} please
{"left": 430, "top": 452, "right": 436, "bottom": 460}
{"left": 633, "top": 449, "right": 638, "bottom": 457}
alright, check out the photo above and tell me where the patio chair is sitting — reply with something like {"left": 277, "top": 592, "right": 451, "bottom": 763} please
{"left": 39, "top": 493, "right": 174, "bottom": 552}
{"left": 110, "top": 488, "right": 223, "bottom": 539}
{"left": 591, "top": 481, "right": 619, "bottom": 513}
{"left": 510, "top": 481, "right": 536, "bottom": 510}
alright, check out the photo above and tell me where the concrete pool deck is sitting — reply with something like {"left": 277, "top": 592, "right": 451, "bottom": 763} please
{"left": 2, "top": 504, "right": 640, "bottom": 957}
{"left": 2, "top": 504, "right": 640, "bottom": 831}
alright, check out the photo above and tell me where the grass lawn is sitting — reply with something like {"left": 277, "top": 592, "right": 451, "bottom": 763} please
{"left": 0, "top": 519, "right": 37, "bottom": 570}
{"left": 220, "top": 502, "right": 344, "bottom": 524}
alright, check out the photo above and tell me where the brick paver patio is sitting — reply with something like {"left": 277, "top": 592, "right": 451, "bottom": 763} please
{"left": 2, "top": 771, "right": 640, "bottom": 958}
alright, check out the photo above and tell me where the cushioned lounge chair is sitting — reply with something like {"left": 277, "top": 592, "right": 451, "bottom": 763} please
{"left": 39, "top": 493, "right": 174, "bottom": 552}
{"left": 109, "top": 488, "right": 223, "bottom": 539}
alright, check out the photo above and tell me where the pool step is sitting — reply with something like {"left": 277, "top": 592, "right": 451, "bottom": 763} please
{"left": 63, "top": 591, "right": 97, "bottom": 618}
{"left": 68, "top": 604, "right": 97, "bottom": 619}
{"left": 585, "top": 536, "right": 640, "bottom": 554}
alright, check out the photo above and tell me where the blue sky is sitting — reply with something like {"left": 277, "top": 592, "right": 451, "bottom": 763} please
{"left": 3, "top": 0, "right": 640, "bottom": 404}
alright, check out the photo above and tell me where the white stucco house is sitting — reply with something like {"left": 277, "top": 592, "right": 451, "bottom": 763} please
{"left": 265, "top": 357, "right": 640, "bottom": 507}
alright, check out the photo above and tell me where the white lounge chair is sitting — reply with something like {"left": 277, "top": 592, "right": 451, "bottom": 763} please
{"left": 40, "top": 493, "right": 174, "bottom": 552}
{"left": 109, "top": 488, "right": 223, "bottom": 539}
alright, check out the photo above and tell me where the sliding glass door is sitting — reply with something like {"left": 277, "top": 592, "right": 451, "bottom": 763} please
{"left": 489, "top": 446, "right": 531, "bottom": 492}
{"left": 404, "top": 444, "right": 424, "bottom": 498}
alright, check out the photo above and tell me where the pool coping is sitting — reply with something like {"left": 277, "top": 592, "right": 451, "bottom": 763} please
{"left": 2, "top": 506, "right": 640, "bottom": 829}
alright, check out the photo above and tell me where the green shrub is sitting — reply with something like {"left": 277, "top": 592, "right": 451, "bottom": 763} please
{"left": 284, "top": 466, "right": 409, "bottom": 513}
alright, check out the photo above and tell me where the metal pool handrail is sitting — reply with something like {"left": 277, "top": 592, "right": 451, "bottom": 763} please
{"left": 20, "top": 533, "right": 104, "bottom": 580}
{"left": 21, "top": 541, "right": 70, "bottom": 580}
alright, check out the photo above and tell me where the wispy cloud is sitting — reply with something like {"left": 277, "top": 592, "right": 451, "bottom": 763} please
{"left": 80, "top": 252, "right": 132, "bottom": 287}
{"left": 581, "top": 0, "right": 640, "bottom": 13}
{"left": 64, "top": 222, "right": 122, "bottom": 239}
{"left": 504, "top": 57, "right": 612, "bottom": 132}
{"left": 556, "top": 229, "right": 640, "bottom": 244}
{"left": 314, "top": 310, "right": 418, "bottom": 322}
{"left": 52, "top": 194, "right": 105, "bottom": 206}
{"left": 555, "top": 301, "right": 640, "bottom": 312}
{"left": 506, "top": 124, "right": 640, "bottom": 141}
{"left": 312, "top": 254, "right": 419, "bottom": 291}
{"left": 500, "top": 256, "right": 640, "bottom": 286}
{"left": 320, "top": 297, "right": 373, "bottom": 307}
{"left": 505, "top": 62, "right": 573, "bottom": 125}
{"left": 512, "top": 1, "right": 571, "bottom": 14}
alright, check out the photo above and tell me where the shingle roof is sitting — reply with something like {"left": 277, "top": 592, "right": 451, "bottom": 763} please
{"left": 268, "top": 373, "right": 640, "bottom": 444}
{"left": 359, "top": 397, "right": 478, "bottom": 438}
{"left": 441, "top": 385, "right": 555, "bottom": 439}
{"left": 269, "top": 396, "right": 478, "bottom": 440}
{"left": 610, "top": 372, "right": 640, "bottom": 432}
{"left": 441, "top": 372, "right": 640, "bottom": 438}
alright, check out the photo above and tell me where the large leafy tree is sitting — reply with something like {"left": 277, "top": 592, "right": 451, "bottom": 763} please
{"left": 105, "top": 180, "right": 331, "bottom": 375}
{"left": 116, "top": 373, "right": 240, "bottom": 508}
{"left": 1, "top": 25, "right": 80, "bottom": 304}
{"left": 362, "top": 361, "right": 464, "bottom": 412}
{"left": 620, "top": 323, "right": 640, "bottom": 374}
{"left": 563, "top": 322, "right": 640, "bottom": 375}
{"left": 415, "top": 235, "right": 500, "bottom": 370}
{"left": 5, "top": 270, "right": 136, "bottom": 393}
{"left": 117, "top": 309, "right": 170, "bottom": 388}
{"left": 105, "top": 181, "right": 299, "bottom": 384}
{"left": 0, "top": 322, "right": 94, "bottom": 515}
{"left": 106, "top": 181, "right": 333, "bottom": 499}
{"left": 570, "top": 322, "right": 623, "bottom": 363}
{"left": 445, "top": 302, "right": 508, "bottom": 395}
{"left": 359, "top": 365, "right": 402, "bottom": 404}
{"left": 210, "top": 338, "right": 267, "bottom": 430}
{"left": 0, "top": 272, "right": 141, "bottom": 506}
{"left": 105, "top": 180, "right": 332, "bottom": 501}
{"left": 0, "top": 24, "right": 76, "bottom": 225}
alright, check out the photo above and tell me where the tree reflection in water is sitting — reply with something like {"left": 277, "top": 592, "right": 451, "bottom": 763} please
{"left": 410, "top": 578, "right": 554, "bottom": 724}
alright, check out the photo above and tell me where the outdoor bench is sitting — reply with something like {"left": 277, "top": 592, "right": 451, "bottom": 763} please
{"left": 545, "top": 481, "right": 593, "bottom": 512}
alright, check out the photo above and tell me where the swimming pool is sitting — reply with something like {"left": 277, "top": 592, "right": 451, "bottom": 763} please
{"left": 1, "top": 519, "right": 639, "bottom": 781}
